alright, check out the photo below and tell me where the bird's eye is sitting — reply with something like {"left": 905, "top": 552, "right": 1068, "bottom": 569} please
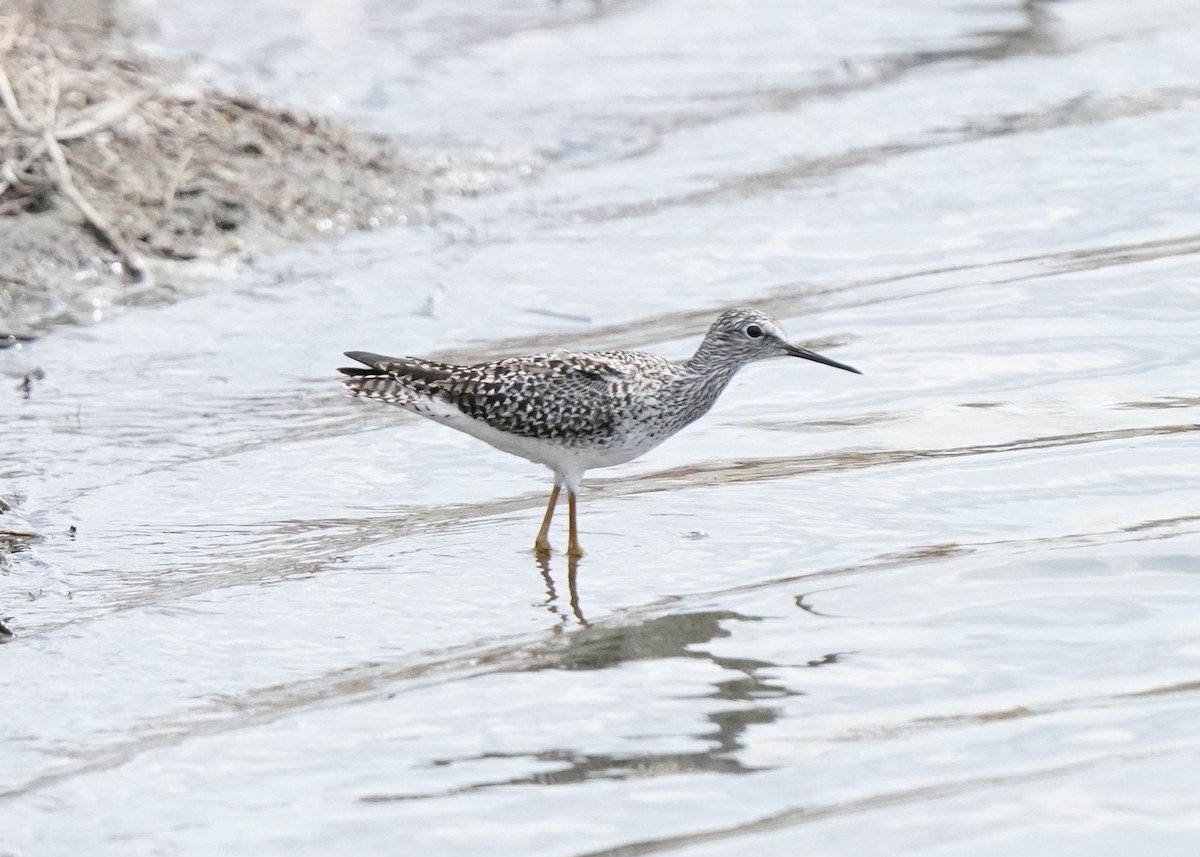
{"left": 745, "top": 324, "right": 763, "bottom": 339}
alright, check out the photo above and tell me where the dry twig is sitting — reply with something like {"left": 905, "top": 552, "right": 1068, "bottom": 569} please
{"left": 43, "top": 129, "right": 145, "bottom": 279}
{"left": 56, "top": 88, "right": 155, "bottom": 141}
{"left": 0, "top": 50, "right": 35, "bottom": 133}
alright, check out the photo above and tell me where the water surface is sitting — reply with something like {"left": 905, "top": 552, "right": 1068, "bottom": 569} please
{"left": 3, "top": 1, "right": 1200, "bottom": 854}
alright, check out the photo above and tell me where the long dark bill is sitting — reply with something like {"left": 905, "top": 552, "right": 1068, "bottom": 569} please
{"left": 783, "top": 342, "right": 862, "bottom": 375}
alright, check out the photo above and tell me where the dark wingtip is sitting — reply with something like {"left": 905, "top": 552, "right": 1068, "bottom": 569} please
{"left": 340, "top": 351, "right": 390, "bottom": 375}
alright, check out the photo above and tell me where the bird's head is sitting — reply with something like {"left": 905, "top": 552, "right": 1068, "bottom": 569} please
{"left": 700, "top": 307, "right": 861, "bottom": 374}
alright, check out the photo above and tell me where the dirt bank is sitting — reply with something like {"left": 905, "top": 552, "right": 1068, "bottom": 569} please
{"left": 0, "top": 0, "right": 493, "bottom": 345}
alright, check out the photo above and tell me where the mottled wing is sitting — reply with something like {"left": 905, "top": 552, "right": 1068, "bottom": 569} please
{"left": 442, "top": 354, "right": 626, "bottom": 441}
{"left": 339, "top": 351, "right": 627, "bottom": 441}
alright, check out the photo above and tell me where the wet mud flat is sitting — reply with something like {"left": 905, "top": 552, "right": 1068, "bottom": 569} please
{"left": 3, "top": 0, "right": 1200, "bottom": 855}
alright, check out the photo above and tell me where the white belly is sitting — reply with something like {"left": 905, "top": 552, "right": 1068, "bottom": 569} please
{"left": 404, "top": 396, "right": 662, "bottom": 491}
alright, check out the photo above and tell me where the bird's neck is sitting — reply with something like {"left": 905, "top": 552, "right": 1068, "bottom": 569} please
{"left": 683, "top": 335, "right": 743, "bottom": 381}
{"left": 669, "top": 346, "right": 744, "bottom": 421}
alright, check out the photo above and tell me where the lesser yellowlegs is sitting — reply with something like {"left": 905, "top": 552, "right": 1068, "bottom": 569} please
{"left": 340, "top": 307, "right": 861, "bottom": 556}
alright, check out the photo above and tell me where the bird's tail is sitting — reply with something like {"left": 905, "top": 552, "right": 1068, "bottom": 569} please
{"left": 338, "top": 351, "right": 455, "bottom": 404}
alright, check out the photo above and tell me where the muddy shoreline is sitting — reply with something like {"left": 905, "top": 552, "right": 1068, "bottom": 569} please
{"left": 0, "top": 0, "right": 494, "bottom": 345}
{"left": 0, "top": 0, "right": 501, "bottom": 555}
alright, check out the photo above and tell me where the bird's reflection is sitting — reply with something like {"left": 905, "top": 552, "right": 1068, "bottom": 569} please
{"left": 536, "top": 552, "right": 588, "bottom": 627}
{"left": 360, "top": 606, "right": 842, "bottom": 804}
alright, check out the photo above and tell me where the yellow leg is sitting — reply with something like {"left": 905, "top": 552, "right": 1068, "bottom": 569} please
{"left": 534, "top": 483, "right": 561, "bottom": 555}
{"left": 567, "top": 490, "right": 584, "bottom": 557}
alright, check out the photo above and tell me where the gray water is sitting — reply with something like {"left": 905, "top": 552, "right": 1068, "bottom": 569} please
{"left": 3, "top": 1, "right": 1200, "bottom": 854}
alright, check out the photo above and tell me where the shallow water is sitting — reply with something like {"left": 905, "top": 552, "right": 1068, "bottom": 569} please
{"left": 3, "top": 0, "right": 1200, "bottom": 854}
